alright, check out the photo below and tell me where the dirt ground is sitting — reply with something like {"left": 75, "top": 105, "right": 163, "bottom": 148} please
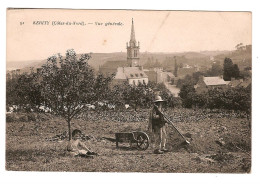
{"left": 6, "top": 110, "right": 251, "bottom": 172}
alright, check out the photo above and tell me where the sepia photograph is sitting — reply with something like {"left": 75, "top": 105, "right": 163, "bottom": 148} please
{"left": 6, "top": 9, "right": 252, "bottom": 173}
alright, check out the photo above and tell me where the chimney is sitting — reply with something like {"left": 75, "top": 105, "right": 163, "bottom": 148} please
{"left": 139, "top": 66, "right": 143, "bottom": 71}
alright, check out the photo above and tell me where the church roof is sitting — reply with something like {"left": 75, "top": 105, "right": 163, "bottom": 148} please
{"left": 114, "top": 67, "right": 148, "bottom": 80}
{"left": 203, "top": 76, "right": 230, "bottom": 86}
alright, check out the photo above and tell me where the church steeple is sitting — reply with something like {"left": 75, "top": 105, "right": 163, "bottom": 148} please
{"left": 127, "top": 18, "right": 140, "bottom": 67}
{"left": 130, "top": 18, "right": 136, "bottom": 44}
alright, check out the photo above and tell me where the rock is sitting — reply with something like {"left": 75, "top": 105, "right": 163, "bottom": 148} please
{"left": 192, "top": 156, "right": 202, "bottom": 163}
{"left": 203, "top": 157, "right": 216, "bottom": 164}
{"left": 215, "top": 139, "right": 225, "bottom": 146}
{"left": 221, "top": 126, "right": 227, "bottom": 131}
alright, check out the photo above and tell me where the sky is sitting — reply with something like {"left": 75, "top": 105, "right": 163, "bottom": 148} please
{"left": 7, "top": 9, "right": 251, "bottom": 62}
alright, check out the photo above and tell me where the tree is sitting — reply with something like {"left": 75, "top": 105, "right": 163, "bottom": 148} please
{"left": 208, "top": 62, "right": 222, "bottom": 76}
{"left": 16, "top": 73, "right": 43, "bottom": 112}
{"left": 6, "top": 75, "right": 19, "bottom": 107}
{"left": 174, "top": 57, "right": 178, "bottom": 77}
{"left": 40, "top": 49, "right": 113, "bottom": 140}
{"left": 6, "top": 72, "right": 43, "bottom": 112}
{"left": 235, "top": 43, "right": 243, "bottom": 51}
{"left": 232, "top": 64, "right": 240, "bottom": 79}
{"left": 179, "top": 84, "right": 195, "bottom": 108}
{"left": 223, "top": 58, "right": 241, "bottom": 81}
{"left": 176, "top": 72, "right": 203, "bottom": 88}
{"left": 223, "top": 57, "right": 234, "bottom": 81}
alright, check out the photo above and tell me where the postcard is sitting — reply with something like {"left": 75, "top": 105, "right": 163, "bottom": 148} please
{"left": 6, "top": 9, "right": 251, "bottom": 173}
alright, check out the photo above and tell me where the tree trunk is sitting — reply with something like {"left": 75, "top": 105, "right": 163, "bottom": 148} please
{"left": 68, "top": 119, "right": 72, "bottom": 141}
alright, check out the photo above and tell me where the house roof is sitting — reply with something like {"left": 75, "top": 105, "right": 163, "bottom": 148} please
{"left": 203, "top": 77, "right": 230, "bottom": 86}
{"left": 228, "top": 79, "right": 243, "bottom": 87}
{"left": 114, "top": 67, "right": 148, "bottom": 80}
{"left": 239, "top": 79, "right": 251, "bottom": 88}
{"left": 228, "top": 78, "right": 251, "bottom": 88}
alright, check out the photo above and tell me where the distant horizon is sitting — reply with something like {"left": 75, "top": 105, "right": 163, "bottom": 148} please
{"left": 7, "top": 49, "right": 238, "bottom": 63}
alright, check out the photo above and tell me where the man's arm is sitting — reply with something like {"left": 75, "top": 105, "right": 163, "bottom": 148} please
{"left": 153, "top": 106, "right": 168, "bottom": 123}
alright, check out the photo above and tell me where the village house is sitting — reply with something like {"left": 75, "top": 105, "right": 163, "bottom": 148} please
{"left": 114, "top": 66, "right": 148, "bottom": 85}
{"left": 228, "top": 77, "right": 251, "bottom": 89}
{"left": 194, "top": 76, "right": 230, "bottom": 93}
{"left": 143, "top": 67, "right": 176, "bottom": 84}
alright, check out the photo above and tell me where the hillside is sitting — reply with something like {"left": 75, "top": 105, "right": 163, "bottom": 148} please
{"left": 6, "top": 52, "right": 126, "bottom": 74}
{"left": 6, "top": 49, "right": 251, "bottom": 74}
{"left": 214, "top": 50, "right": 252, "bottom": 70}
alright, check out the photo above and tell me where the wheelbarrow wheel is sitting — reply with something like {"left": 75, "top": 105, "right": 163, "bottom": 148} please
{"left": 137, "top": 134, "right": 149, "bottom": 150}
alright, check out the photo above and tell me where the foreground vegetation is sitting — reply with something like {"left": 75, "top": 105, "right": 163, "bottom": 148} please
{"left": 6, "top": 109, "right": 251, "bottom": 172}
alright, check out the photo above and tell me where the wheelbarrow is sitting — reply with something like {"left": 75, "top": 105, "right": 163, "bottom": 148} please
{"left": 115, "top": 131, "right": 150, "bottom": 150}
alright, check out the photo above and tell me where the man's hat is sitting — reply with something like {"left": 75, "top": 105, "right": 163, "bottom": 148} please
{"left": 153, "top": 95, "right": 165, "bottom": 103}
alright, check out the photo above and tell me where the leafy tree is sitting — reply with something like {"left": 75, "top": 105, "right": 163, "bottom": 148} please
{"left": 40, "top": 49, "right": 113, "bottom": 140}
{"left": 106, "top": 81, "right": 177, "bottom": 110}
{"left": 208, "top": 62, "right": 222, "bottom": 76}
{"left": 223, "top": 57, "right": 234, "bottom": 81}
{"left": 174, "top": 57, "right": 178, "bottom": 77}
{"left": 94, "top": 73, "right": 115, "bottom": 103}
{"left": 176, "top": 72, "right": 204, "bottom": 88}
{"left": 16, "top": 73, "right": 43, "bottom": 112}
{"left": 179, "top": 84, "right": 195, "bottom": 108}
{"left": 123, "top": 82, "right": 155, "bottom": 110}
{"left": 223, "top": 58, "right": 240, "bottom": 81}
{"left": 192, "top": 92, "right": 208, "bottom": 108}
{"left": 6, "top": 72, "right": 43, "bottom": 112}
{"left": 107, "top": 84, "right": 129, "bottom": 109}
{"left": 232, "top": 64, "right": 240, "bottom": 79}
{"left": 235, "top": 43, "right": 243, "bottom": 51}
{"left": 6, "top": 76, "right": 19, "bottom": 107}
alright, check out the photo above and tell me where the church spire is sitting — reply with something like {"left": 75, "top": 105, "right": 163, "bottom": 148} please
{"left": 127, "top": 18, "right": 140, "bottom": 67}
{"left": 130, "top": 18, "right": 136, "bottom": 43}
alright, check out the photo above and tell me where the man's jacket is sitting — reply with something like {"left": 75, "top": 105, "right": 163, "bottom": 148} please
{"left": 148, "top": 107, "right": 165, "bottom": 133}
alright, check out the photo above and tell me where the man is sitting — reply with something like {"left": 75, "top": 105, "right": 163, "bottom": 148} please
{"left": 67, "top": 129, "right": 98, "bottom": 158}
{"left": 148, "top": 95, "right": 168, "bottom": 154}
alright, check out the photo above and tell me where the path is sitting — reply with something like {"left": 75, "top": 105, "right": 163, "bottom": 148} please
{"left": 164, "top": 82, "right": 180, "bottom": 97}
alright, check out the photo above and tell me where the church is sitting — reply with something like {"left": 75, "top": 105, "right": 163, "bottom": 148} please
{"left": 113, "top": 19, "right": 148, "bottom": 85}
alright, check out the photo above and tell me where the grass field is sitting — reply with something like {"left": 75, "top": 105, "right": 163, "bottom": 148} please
{"left": 6, "top": 109, "right": 251, "bottom": 172}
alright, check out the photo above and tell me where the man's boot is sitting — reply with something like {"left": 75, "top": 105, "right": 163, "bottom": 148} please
{"left": 154, "top": 149, "right": 164, "bottom": 154}
{"left": 161, "top": 148, "right": 169, "bottom": 152}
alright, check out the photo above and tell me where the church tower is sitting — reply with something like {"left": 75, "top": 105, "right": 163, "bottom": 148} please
{"left": 126, "top": 18, "right": 140, "bottom": 67}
